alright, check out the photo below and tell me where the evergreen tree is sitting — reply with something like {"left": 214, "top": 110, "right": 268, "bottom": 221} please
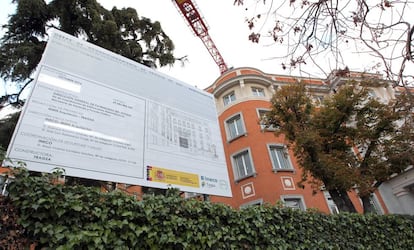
{"left": 0, "top": 0, "right": 180, "bottom": 104}
{"left": 0, "top": 111, "right": 20, "bottom": 150}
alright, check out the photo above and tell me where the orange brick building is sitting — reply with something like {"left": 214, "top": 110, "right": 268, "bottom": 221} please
{"left": 205, "top": 67, "right": 389, "bottom": 213}
{"left": 3, "top": 66, "right": 405, "bottom": 214}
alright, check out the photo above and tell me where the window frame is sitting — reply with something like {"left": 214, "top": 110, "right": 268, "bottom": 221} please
{"left": 0, "top": 175, "right": 13, "bottom": 196}
{"left": 358, "top": 193, "right": 384, "bottom": 214}
{"left": 323, "top": 190, "right": 340, "bottom": 214}
{"left": 280, "top": 195, "right": 306, "bottom": 211}
{"left": 312, "top": 95, "right": 324, "bottom": 106}
{"left": 252, "top": 87, "right": 265, "bottom": 97}
{"left": 225, "top": 112, "right": 246, "bottom": 142}
{"left": 367, "top": 89, "right": 377, "bottom": 99}
{"left": 231, "top": 148, "right": 256, "bottom": 182}
{"left": 257, "top": 108, "right": 277, "bottom": 131}
{"left": 223, "top": 91, "right": 236, "bottom": 106}
{"left": 240, "top": 199, "right": 264, "bottom": 209}
{"left": 267, "top": 144, "right": 294, "bottom": 172}
{"left": 368, "top": 193, "right": 384, "bottom": 214}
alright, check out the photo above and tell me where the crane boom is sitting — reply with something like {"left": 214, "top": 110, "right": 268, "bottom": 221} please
{"left": 173, "top": 0, "right": 228, "bottom": 74}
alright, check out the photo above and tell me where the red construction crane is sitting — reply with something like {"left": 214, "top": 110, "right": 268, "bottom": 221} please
{"left": 173, "top": 0, "right": 229, "bottom": 74}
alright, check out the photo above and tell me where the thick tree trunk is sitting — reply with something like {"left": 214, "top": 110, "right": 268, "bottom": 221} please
{"left": 360, "top": 195, "right": 377, "bottom": 214}
{"left": 328, "top": 189, "right": 357, "bottom": 213}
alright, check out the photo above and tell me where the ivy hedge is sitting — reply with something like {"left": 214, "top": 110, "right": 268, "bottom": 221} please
{"left": 1, "top": 168, "right": 414, "bottom": 249}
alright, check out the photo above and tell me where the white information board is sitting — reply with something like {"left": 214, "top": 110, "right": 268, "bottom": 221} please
{"left": 6, "top": 29, "right": 232, "bottom": 197}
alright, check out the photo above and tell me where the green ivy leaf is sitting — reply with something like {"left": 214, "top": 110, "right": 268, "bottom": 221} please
{"left": 72, "top": 204, "right": 83, "bottom": 211}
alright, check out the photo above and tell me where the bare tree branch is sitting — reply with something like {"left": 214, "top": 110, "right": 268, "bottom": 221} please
{"left": 236, "top": 0, "right": 414, "bottom": 87}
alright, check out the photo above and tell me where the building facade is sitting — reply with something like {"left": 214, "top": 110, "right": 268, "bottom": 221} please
{"left": 378, "top": 168, "right": 414, "bottom": 215}
{"left": 205, "top": 67, "right": 407, "bottom": 214}
{"left": 1, "top": 66, "right": 413, "bottom": 214}
{"left": 377, "top": 88, "right": 414, "bottom": 215}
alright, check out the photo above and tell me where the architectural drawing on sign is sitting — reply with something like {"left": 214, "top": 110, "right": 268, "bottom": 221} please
{"left": 147, "top": 101, "right": 218, "bottom": 160}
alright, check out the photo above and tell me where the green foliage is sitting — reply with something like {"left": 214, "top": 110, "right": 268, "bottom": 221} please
{"left": 268, "top": 83, "right": 313, "bottom": 142}
{"left": 1, "top": 0, "right": 176, "bottom": 83}
{"left": 0, "top": 194, "right": 32, "bottom": 249}
{"left": 267, "top": 81, "right": 414, "bottom": 212}
{"left": 0, "top": 111, "right": 20, "bottom": 150}
{"left": 2, "top": 167, "right": 414, "bottom": 249}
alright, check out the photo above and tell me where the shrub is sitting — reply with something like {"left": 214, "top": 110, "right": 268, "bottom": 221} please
{"left": 2, "top": 168, "right": 414, "bottom": 249}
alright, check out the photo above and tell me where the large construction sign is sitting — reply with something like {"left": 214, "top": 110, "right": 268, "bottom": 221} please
{"left": 5, "top": 29, "right": 232, "bottom": 197}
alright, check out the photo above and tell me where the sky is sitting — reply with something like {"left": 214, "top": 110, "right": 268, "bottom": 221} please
{"left": 96, "top": 0, "right": 284, "bottom": 89}
{"left": 0, "top": 0, "right": 412, "bottom": 95}
{"left": 0, "top": 0, "right": 282, "bottom": 94}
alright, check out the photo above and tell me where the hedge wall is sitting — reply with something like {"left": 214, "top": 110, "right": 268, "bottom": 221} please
{"left": 1, "top": 168, "right": 414, "bottom": 249}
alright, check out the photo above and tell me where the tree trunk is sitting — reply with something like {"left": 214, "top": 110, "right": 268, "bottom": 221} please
{"left": 328, "top": 189, "right": 357, "bottom": 213}
{"left": 360, "top": 195, "right": 377, "bottom": 214}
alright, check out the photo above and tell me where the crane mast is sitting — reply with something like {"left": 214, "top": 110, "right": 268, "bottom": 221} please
{"left": 173, "top": 0, "right": 228, "bottom": 74}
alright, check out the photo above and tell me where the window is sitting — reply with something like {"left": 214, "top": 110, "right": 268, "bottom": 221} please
{"left": 323, "top": 191, "right": 340, "bottom": 214}
{"left": 252, "top": 87, "right": 265, "bottom": 97}
{"left": 359, "top": 193, "right": 384, "bottom": 214}
{"left": 226, "top": 113, "right": 245, "bottom": 140}
{"left": 240, "top": 199, "right": 263, "bottom": 209}
{"left": 0, "top": 176, "right": 5, "bottom": 195}
{"left": 268, "top": 145, "right": 293, "bottom": 171}
{"left": 0, "top": 175, "right": 12, "bottom": 196}
{"left": 281, "top": 196, "right": 306, "bottom": 211}
{"left": 223, "top": 91, "right": 235, "bottom": 106}
{"left": 356, "top": 143, "right": 369, "bottom": 158}
{"left": 367, "top": 89, "right": 376, "bottom": 99}
{"left": 313, "top": 95, "right": 324, "bottom": 106}
{"left": 184, "top": 192, "right": 203, "bottom": 199}
{"left": 232, "top": 149, "right": 255, "bottom": 181}
{"left": 258, "top": 109, "right": 277, "bottom": 131}
{"left": 368, "top": 194, "right": 383, "bottom": 214}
